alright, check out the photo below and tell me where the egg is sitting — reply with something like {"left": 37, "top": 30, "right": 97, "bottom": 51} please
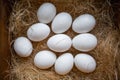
{"left": 34, "top": 50, "right": 56, "bottom": 69}
{"left": 72, "top": 14, "right": 96, "bottom": 33}
{"left": 52, "top": 12, "right": 72, "bottom": 33}
{"left": 27, "top": 23, "right": 50, "bottom": 42}
{"left": 37, "top": 3, "right": 56, "bottom": 24}
{"left": 74, "top": 53, "right": 96, "bottom": 73}
{"left": 47, "top": 34, "right": 72, "bottom": 52}
{"left": 55, "top": 53, "right": 74, "bottom": 75}
{"left": 72, "top": 33, "right": 97, "bottom": 52}
{"left": 13, "top": 37, "right": 33, "bottom": 57}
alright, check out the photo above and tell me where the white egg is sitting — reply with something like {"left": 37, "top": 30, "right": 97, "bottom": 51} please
{"left": 34, "top": 50, "right": 56, "bottom": 69}
{"left": 72, "top": 14, "right": 96, "bottom": 33}
{"left": 55, "top": 53, "right": 74, "bottom": 75}
{"left": 74, "top": 53, "right": 96, "bottom": 73}
{"left": 47, "top": 34, "right": 72, "bottom": 52}
{"left": 37, "top": 3, "right": 56, "bottom": 24}
{"left": 72, "top": 33, "right": 97, "bottom": 52}
{"left": 13, "top": 37, "right": 33, "bottom": 57}
{"left": 52, "top": 12, "right": 72, "bottom": 33}
{"left": 27, "top": 23, "right": 50, "bottom": 42}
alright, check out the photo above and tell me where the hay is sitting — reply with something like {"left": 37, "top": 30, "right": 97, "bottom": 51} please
{"left": 9, "top": 0, "right": 120, "bottom": 80}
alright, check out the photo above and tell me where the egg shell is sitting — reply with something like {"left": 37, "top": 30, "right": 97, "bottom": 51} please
{"left": 52, "top": 12, "right": 72, "bottom": 33}
{"left": 47, "top": 34, "right": 72, "bottom": 52}
{"left": 27, "top": 23, "right": 50, "bottom": 42}
{"left": 37, "top": 3, "right": 56, "bottom": 24}
{"left": 72, "top": 33, "right": 97, "bottom": 52}
{"left": 55, "top": 53, "right": 74, "bottom": 75}
{"left": 34, "top": 50, "right": 56, "bottom": 69}
{"left": 72, "top": 14, "right": 96, "bottom": 33}
{"left": 13, "top": 37, "right": 33, "bottom": 57}
{"left": 74, "top": 53, "right": 96, "bottom": 73}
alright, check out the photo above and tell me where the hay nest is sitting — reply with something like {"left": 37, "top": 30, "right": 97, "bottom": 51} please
{"left": 9, "top": 0, "right": 120, "bottom": 80}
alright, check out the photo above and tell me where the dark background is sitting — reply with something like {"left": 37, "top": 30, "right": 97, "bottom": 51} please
{"left": 0, "top": 0, "right": 119, "bottom": 80}
{"left": 0, "top": 0, "right": 13, "bottom": 80}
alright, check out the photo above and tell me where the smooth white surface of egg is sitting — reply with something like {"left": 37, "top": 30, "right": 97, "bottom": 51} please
{"left": 72, "top": 14, "right": 96, "bottom": 33}
{"left": 34, "top": 50, "right": 56, "bottom": 69}
{"left": 47, "top": 34, "right": 72, "bottom": 52}
{"left": 37, "top": 3, "right": 56, "bottom": 24}
{"left": 27, "top": 23, "right": 50, "bottom": 42}
{"left": 52, "top": 12, "right": 72, "bottom": 33}
{"left": 74, "top": 53, "right": 96, "bottom": 73}
{"left": 72, "top": 33, "right": 97, "bottom": 52}
{"left": 55, "top": 53, "right": 74, "bottom": 75}
{"left": 13, "top": 37, "right": 33, "bottom": 57}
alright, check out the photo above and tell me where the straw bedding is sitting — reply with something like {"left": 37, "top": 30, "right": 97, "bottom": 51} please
{"left": 9, "top": 0, "right": 120, "bottom": 80}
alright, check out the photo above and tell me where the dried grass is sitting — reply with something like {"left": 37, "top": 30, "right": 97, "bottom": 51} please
{"left": 9, "top": 0, "right": 120, "bottom": 80}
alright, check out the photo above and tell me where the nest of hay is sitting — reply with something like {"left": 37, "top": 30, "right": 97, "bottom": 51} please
{"left": 9, "top": 0, "right": 120, "bottom": 80}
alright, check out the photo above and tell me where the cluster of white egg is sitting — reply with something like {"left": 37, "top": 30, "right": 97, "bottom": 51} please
{"left": 13, "top": 3, "right": 97, "bottom": 75}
